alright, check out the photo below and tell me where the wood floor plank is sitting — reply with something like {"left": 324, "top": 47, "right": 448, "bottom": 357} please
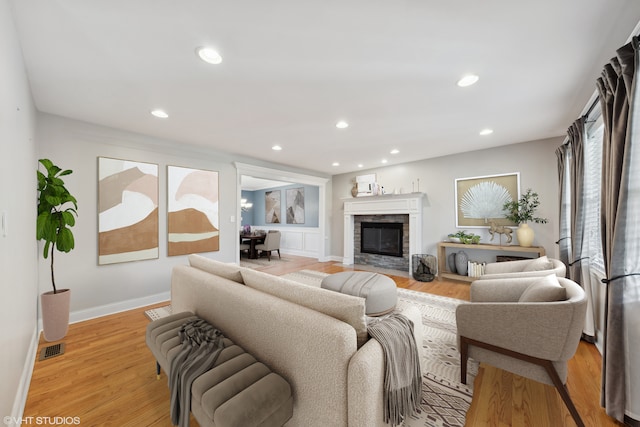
{"left": 23, "top": 255, "right": 621, "bottom": 427}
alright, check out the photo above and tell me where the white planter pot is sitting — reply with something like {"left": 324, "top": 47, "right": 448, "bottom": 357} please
{"left": 516, "top": 223, "right": 535, "bottom": 247}
{"left": 41, "top": 289, "right": 71, "bottom": 342}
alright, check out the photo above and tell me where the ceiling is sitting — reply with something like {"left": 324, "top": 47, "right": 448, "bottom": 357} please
{"left": 10, "top": 1, "right": 640, "bottom": 176}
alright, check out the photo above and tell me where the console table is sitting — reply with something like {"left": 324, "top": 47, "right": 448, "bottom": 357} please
{"left": 437, "top": 242, "right": 546, "bottom": 282}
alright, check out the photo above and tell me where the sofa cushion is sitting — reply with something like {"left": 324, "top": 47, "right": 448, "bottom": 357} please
{"left": 522, "top": 255, "right": 553, "bottom": 272}
{"left": 519, "top": 274, "right": 567, "bottom": 302}
{"left": 240, "top": 268, "right": 368, "bottom": 348}
{"left": 188, "top": 254, "right": 244, "bottom": 284}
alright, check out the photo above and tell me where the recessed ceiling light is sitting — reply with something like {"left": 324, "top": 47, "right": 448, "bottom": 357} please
{"left": 336, "top": 120, "right": 349, "bottom": 129}
{"left": 479, "top": 128, "right": 494, "bottom": 136}
{"left": 272, "top": 145, "right": 282, "bottom": 151}
{"left": 357, "top": 164, "right": 364, "bottom": 168}
{"left": 151, "top": 109, "right": 168, "bottom": 119}
{"left": 457, "top": 75, "right": 479, "bottom": 87}
{"left": 332, "top": 162, "right": 340, "bottom": 167}
{"left": 381, "top": 159, "right": 388, "bottom": 164}
{"left": 390, "top": 149, "right": 399, "bottom": 155}
{"left": 196, "top": 47, "right": 222, "bottom": 65}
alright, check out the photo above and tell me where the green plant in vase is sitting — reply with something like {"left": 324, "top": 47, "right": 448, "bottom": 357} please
{"left": 36, "top": 158, "right": 78, "bottom": 341}
{"left": 448, "top": 230, "right": 481, "bottom": 244}
{"left": 502, "top": 188, "right": 546, "bottom": 247}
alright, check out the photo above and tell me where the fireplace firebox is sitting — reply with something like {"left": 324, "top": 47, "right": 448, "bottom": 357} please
{"left": 360, "top": 222, "right": 403, "bottom": 258}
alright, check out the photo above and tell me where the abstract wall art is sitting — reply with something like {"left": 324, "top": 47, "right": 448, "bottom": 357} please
{"left": 455, "top": 172, "right": 520, "bottom": 228}
{"left": 265, "top": 190, "right": 281, "bottom": 224}
{"left": 286, "top": 187, "right": 305, "bottom": 224}
{"left": 98, "top": 157, "right": 159, "bottom": 265}
{"left": 167, "top": 165, "right": 219, "bottom": 256}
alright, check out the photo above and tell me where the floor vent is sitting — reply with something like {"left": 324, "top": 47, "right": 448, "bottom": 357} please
{"left": 39, "top": 343, "right": 65, "bottom": 361}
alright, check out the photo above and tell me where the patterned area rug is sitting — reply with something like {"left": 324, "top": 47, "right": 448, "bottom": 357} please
{"left": 144, "top": 305, "right": 172, "bottom": 321}
{"left": 144, "top": 269, "right": 477, "bottom": 427}
{"left": 238, "top": 255, "right": 290, "bottom": 269}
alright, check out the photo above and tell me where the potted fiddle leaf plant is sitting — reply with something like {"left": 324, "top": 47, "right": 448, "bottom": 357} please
{"left": 502, "top": 188, "right": 547, "bottom": 247}
{"left": 37, "top": 159, "right": 78, "bottom": 341}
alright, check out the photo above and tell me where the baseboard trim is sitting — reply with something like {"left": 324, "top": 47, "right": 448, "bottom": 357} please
{"left": 69, "top": 291, "right": 171, "bottom": 324}
{"left": 37, "top": 291, "right": 171, "bottom": 333}
{"left": 9, "top": 326, "right": 39, "bottom": 427}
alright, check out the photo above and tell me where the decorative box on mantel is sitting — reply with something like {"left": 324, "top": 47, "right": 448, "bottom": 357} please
{"left": 343, "top": 193, "right": 425, "bottom": 274}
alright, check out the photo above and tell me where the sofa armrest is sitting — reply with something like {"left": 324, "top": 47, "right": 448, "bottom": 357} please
{"left": 456, "top": 301, "right": 575, "bottom": 361}
{"left": 348, "top": 339, "right": 387, "bottom": 427}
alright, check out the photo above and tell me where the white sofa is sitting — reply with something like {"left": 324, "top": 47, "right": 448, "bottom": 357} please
{"left": 162, "top": 254, "right": 422, "bottom": 427}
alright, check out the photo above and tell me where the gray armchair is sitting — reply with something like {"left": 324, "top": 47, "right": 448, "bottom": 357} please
{"left": 479, "top": 255, "right": 566, "bottom": 280}
{"left": 255, "top": 230, "right": 281, "bottom": 261}
{"left": 456, "top": 275, "right": 587, "bottom": 427}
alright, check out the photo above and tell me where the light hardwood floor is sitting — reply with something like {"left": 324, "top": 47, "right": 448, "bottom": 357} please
{"left": 24, "top": 255, "right": 622, "bottom": 427}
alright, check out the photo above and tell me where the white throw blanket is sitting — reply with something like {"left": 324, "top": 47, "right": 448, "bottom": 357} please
{"left": 367, "top": 313, "right": 422, "bottom": 426}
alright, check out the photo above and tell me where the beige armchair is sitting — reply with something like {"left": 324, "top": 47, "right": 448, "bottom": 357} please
{"left": 255, "top": 230, "right": 281, "bottom": 261}
{"left": 239, "top": 242, "right": 250, "bottom": 257}
{"left": 456, "top": 275, "right": 587, "bottom": 427}
{"left": 479, "top": 255, "right": 566, "bottom": 280}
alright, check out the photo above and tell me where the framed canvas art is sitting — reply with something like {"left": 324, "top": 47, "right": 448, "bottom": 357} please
{"left": 265, "top": 190, "right": 281, "bottom": 224}
{"left": 167, "top": 165, "right": 219, "bottom": 256}
{"left": 286, "top": 187, "right": 305, "bottom": 224}
{"left": 455, "top": 172, "right": 520, "bottom": 228}
{"left": 98, "top": 157, "right": 159, "bottom": 265}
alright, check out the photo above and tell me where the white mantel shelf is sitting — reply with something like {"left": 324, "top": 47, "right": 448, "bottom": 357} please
{"left": 343, "top": 192, "right": 424, "bottom": 215}
{"left": 343, "top": 193, "right": 425, "bottom": 273}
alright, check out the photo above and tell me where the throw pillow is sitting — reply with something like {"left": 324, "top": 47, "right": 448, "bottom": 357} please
{"left": 188, "top": 254, "right": 244, "bottom": 284}
{"left": 522, "top": 255, "right": 553, "bottom": 272}
{"left": 519, "top": 274, "right": 567, "bottom": 302}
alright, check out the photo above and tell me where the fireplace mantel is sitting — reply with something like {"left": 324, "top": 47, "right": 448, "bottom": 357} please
{"left": 343, "top": 193, "right": 424, "bottom": 273}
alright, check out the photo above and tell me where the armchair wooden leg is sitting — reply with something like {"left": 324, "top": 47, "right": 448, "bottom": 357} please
{"left": 156, "top": 361, "right": 161, "bottom": 380}
{"left": 462, "top": 337, "right": 585, "bottom": 427}
{"left": 541, "top": 360, "right": 585, "bottom": 427}
{"left": 267, "top": 251, "right": 271, "bottom": 261}
{"left": 460, "top": 336, "right": 469, "bottom": 384}
{"left": 277, "top": 249, "right": 281, "bottom": 259}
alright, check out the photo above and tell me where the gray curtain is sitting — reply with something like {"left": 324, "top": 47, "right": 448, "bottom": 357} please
{"left": 565, "top": 118, "right": 597, "bottom": 339}
{"left": 596, "top": 37, "right": 640, "bottom": 424}
{"left": 555, "top": 144, "right": 571, "bottom": 271}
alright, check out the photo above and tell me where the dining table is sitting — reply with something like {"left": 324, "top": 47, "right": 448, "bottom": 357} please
{"left": 240, "top": 233, "right": 265, "bottom": 259}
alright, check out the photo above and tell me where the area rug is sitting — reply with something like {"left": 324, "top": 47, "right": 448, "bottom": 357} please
{"left": 238, "top": 255, "right": 290, "bottom": 269}
{"left": 144, "top": 269, "right": 477, "bottom": 427}
{"left": 144, "top": 305, "right": 172, "bottom": 321}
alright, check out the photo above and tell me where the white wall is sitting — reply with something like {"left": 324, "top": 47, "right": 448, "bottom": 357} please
{"left": 35, "top": 113, "right": 246, "bottom": 318}
{"left": 330, "top": 136, "right": 563, "bottom": 263}
{"left": 0, "top": 0, "right": 39, "bottom": 422}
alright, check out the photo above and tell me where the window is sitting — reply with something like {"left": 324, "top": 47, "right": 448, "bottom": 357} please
{"left": 584, "top": 113, "right": 605, "bottom": 274}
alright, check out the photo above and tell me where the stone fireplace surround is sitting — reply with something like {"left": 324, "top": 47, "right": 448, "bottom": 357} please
{"left": 354, "top": 214, "right": 409, "bottom": 271}
{"left": 343, "top": 193, "right": 424, "bottom": 274}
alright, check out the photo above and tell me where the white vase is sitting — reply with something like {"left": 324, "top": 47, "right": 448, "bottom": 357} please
{"left": 41, "top": 289, "right": 71, "bottom": 341}
{"left": 516, "top": 223, "right": 535, "bottom": 247}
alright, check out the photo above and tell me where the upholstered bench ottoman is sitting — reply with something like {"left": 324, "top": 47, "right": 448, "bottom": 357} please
{"left": 146, "top": 311, "right": 293, "bottom": 427}
{"left": 320, "top": 271, "right": 397, "bottom": 316}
